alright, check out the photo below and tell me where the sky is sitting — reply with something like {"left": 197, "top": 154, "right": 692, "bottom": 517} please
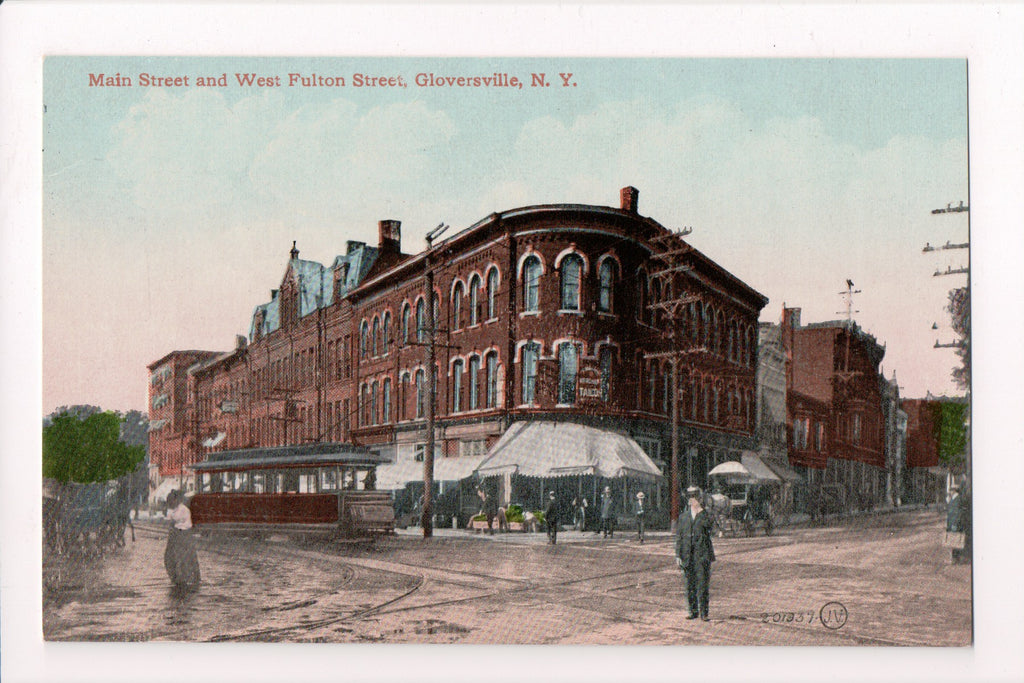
{"left": 42, "top": 56, "right": 968, "bottom": 414}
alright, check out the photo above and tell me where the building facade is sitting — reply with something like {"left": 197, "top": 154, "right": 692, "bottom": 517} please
{"left": 148, "top": 188, "right": 768, "bottom": 516}
{"left": 780, "top": 307, "right": 888, "bottom": 510}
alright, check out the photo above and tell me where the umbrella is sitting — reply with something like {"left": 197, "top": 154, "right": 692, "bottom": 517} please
{"left": 708, "top": 461, "right": 751, "bottom": 477}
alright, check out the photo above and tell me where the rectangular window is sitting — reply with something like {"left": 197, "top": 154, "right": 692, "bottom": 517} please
{"left": 851, "top": 414, "right": 862, "bottom": 445}
{"left": 460, "top": 440, "right": 488, "bottom": 457}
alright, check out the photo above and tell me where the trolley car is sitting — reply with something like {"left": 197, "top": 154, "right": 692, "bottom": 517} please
{"left": 189, "top": 444, "right": 395, "bottom": 539}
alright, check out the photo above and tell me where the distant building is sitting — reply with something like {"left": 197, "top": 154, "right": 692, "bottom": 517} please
{"left": 780, "top": 307, "right": 888, "bottom": 510}
{"left": 901, "top": 397, "right": 949, "bottom": 505}
{"left": 146, "top": 350, "right": 221, "bottom": 495}
{"left": 148, "top": 188, "right": 768, "bottom": 523}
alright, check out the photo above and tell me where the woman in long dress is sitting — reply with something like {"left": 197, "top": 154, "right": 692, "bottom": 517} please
{"left": 164, "top": 489, "right": 201, "bottom": 589}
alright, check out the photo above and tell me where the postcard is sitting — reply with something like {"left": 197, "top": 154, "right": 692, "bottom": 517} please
{"left": 4, "top": 3, "right": 1023, "bottom": 683}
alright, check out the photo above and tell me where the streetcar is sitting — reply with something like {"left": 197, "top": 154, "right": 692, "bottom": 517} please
{"left": 189, "top": 443, "right": 395, "bottom": 539}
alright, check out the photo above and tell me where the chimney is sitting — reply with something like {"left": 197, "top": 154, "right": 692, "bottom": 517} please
{"left": 378, "top": 219, "right": 402, "bottom": 253}
{"left": 620, "top": 186, "right": 639, "bottom": 213}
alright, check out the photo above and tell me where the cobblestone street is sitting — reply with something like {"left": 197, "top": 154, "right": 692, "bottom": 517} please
{"left": 43, "top": 507, "right": 970, "bottom": 646}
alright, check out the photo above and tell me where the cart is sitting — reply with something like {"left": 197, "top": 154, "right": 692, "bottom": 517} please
{"left": 707, "top": 461, "right": 775, "bottom": 537}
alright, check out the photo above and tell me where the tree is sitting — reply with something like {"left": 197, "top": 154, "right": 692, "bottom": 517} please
{"left": 43, "top": 410, "right": 146, "bottom": 484}
{"left": 948, "top": 286, "right": 970, "bottom": 390}
{"left": 928, "top": 400, "right": 968, "bottom": 475}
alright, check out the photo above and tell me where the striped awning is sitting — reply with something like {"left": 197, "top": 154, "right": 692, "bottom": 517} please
{"left": 474, "top": 421, "right": 663, "bottom": 482}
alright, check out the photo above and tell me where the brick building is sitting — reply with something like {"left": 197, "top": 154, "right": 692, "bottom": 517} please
{"left": 902, "top": 397, "right": 947, "bottom": 505}
{"left": 780, "top": 307, "right": 889, "bottom": 509}
{"left": 148, "top": 188, "right": 768, "bottom": 519}
{"left": 146, "top": 350, "right": 221, "bottom": 495}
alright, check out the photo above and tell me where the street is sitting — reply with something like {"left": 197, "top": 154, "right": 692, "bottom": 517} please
{"left": 43, "top": 507, "right": 971, "bottom": 646}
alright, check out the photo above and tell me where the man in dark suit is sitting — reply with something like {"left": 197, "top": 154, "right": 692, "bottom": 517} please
{"left": 544, "top": 491, "right": 560, "bottom": 545}
{"left": 675, "top": 486, "right": 716, "bottom": 621}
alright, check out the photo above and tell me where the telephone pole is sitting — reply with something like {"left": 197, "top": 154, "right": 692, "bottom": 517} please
{"left": 421, "top": 223, "right": 448, "bottom": 538}
{"left": 644, "top": 228, "right": 697, "bottom": 532}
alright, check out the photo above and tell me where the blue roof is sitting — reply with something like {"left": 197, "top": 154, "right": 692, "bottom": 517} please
{"left": 249, "top": 242, "right": 380, "bottom": 340}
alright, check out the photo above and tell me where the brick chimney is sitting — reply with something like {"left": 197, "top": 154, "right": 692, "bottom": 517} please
{"left": 620, "top": 186, "right": 639, "bottom": 213}
{"left": 378, "top": 219, "right": 402, "bottom": 253}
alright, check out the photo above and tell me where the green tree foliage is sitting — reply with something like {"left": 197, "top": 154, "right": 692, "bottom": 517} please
{"left": 927, "top": 401, "right": 968, "bottom": 473}
{"left": 948, "top": 286, "right": 970, "bottom": 390}
{"left": 43, "top": 410, "right": 146, "bottom": 484}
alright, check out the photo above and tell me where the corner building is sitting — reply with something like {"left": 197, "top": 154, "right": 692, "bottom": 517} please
{"left": 149, "top": 188, "right": 768, "bottom": 524}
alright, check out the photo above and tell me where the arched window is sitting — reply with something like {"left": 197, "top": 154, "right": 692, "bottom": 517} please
{"left": 468, "top": 275, "right": 480, "bottom": 326}
{"left": 382, "top": 377, "right": 392, "bottom": 424}
{"left": 522, "top": 256, "right": 541, "bottom": 312}
{"left": 370, "top": 381, "right": 379, "bottom": 425}
{"left": 597, "top": 259, "right": 617, "bottom": 313}
{"left": 415, "top": 369, "right": 426, "bottom": 418}
{"left": 361, "top": 384, "right": 371, "bottom": 426}
{"left": 468, "top": 355, "right": 480, "bottom": 410}
{"left": 399, "top": 373, "right": 410, "bottom": 420}
{"left": 360, "top": 320, "right": 369, "bottom": 359}
{"left": 522, "top": 342, "right": 540, "bottom": 404}
{"left": 382, "top": 312, "right": 391, "bottom": 355}
{"left": 401, "top": 303, "right": 410, "bottom": 345}
{"left": 452, "top": 359, "right": 464, "bottom": 412}
{"left": 372, "top": 316, "right": 381, "bottom": 357}
{"left": 451, "top": 282, "right": 464, "bottom": 331}
{"left": 416, "top": 298, "right": 427, "bottom": 342}
{"left": 558, "top": 342, "right": 579, "bottom": 404}
{"left": 486, "top": 352, "right": 498, "bottom": 408}
{"left": 486, "top": 267, "right": 499, "bottom": 320}
{"left": 560, "top": 254, "right": 583, "bottom": 311}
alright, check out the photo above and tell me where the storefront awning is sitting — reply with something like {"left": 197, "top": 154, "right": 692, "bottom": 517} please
{"left": 740, "top": 451, "right": 783, "bottom": 482}
{"left": 758, "top": 455, "right": 806, "bottom": 484}
{"left": 474, "top": 421, "right": 664, "bottom": 483}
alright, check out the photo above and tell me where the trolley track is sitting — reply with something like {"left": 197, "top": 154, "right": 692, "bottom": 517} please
{"left": 136, "top": 515, "right": 948, "bottom": 645}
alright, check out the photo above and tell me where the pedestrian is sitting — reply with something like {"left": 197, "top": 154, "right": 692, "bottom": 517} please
{"left": 478, "top": 486, "right": 498, "bottom": 535}
{"left": 945, "top": 484, "right": 971, "bottom": 564}
{"left": 675, "top": 486, "right": 715, "bottom": 621}
{"left": 634, "top": 491, "right": 646, "bottom": 544}
{"left": 600, "top": 485, "right": 616, "bottom": 538}
{"left": 544, "top": 491, "right": 560, "bottom": 545}
{"left": 164, "top": 489, "right": 201, "bottom": 591}
{"left": 572, "top": 495, "right": 588, "bottom": 531}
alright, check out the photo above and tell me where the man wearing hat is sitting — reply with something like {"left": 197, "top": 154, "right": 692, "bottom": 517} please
{"left": 544, "top": 491, "right": 560, "bottom": 545}
{"left": 599, "top": 485, "right": 616, "bottom": 538}
{"left": 634, "top": 491, "right": 647, "bottom": 544}
{"left": 946, "top": 483, "right": 971, "bottom": 564}
{"left": 675, "top": 485, "right": 716, "bottom": 621}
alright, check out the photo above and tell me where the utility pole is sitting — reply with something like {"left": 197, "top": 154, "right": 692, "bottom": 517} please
{"left": 421, "top": 223, "right": 449, "bottom": 538}
{"left": 644, "top": 228, "right": 696, "bottom": 532}
{"left": 926, "top": 200, "right": 971, "bottom": 492}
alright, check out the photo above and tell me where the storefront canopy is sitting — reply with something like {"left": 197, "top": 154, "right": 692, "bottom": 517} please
{"left": 740, "top": 452, "right": 783, "bottom": 482}
{"left": 474, "top": 421, "right": 664, "bottom": 483}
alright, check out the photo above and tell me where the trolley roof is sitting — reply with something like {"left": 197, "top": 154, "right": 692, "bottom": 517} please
{"left": 190, "top": 443, "right": 386, "bottom": 472}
